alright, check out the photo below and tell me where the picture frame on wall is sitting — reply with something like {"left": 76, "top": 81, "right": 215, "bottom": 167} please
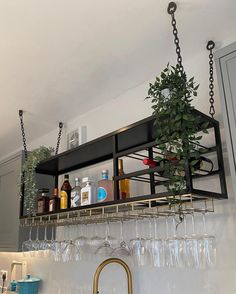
{"left": 67, "top": 126, "right": 87, "bottom": 150}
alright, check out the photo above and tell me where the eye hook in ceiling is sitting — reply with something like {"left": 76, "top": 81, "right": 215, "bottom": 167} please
{"left": 167, "top": 2, "right": 177, "bottom": 14}
{"left": 206, "top": 40, "right": 215, "bottom": 51}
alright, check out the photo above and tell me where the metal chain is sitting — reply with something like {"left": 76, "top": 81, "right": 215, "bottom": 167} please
{"left": 55, "top": 122, "right": 63, "bottom": 155}
{"left": 167, "top": 2, "right": 184, "bottom": 73}
{"left": 206, "top": 40, "right": 215, "bottom": 118}
{"left": 19, "top": 110, "right": 28, "bottom": 160}
{"left": 19, "top": 110, "right": 63, "bottom": 156}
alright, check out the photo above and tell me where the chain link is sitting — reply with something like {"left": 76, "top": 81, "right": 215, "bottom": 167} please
{"left": 55, "top": 122, "right": 63, "bottom": 155}
{"left": 19, "top": 110, "right": 28, "bottom": 160}
{"left": 167, "top": 2, "right": 184, "bottom": 73}
{"left": 206, "top": 41, "right": 215, "bottom": 118}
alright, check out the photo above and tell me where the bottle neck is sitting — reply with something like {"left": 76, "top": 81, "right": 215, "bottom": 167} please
{"left": 118, "top": 159, "right": 124, "bottom": 173}
{"left": 86, "top": 181, "right": 92, "bottom": 187}
{"left": 75, "top": 181, "right": 80, "bottom": 187}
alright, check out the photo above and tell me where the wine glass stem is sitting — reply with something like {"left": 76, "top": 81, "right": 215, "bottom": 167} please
{"left": 148, "top": 218, "right": 152, "bottom": 239}
{"left": 44, "top": 226, "right": 47, "bottom": 241}
{"left": 184, "top": 216, "right": 187, "bottom": 237}
{"left": 172, "top": 217, "right": 177, "bottom": 237}
{"left": 202, "top": 213, "right": 207, "bottom": 235}
{"left": 120, "top": 221, "right": 124, "bottom": 242}
{"left": 51, "top": 227, "right": 54, "bottom": 241}
{"left": 105, "top": 222, "right": 109, "bottom": 241}
{"left": 36, "top": 227, "right": 39, "bottom": 241}
{"left": 135, "top": 219, "right": 139, "bottom": 239}
{"left": 29, "top": 227, "right": 32, "bottom": 241}
{"left": 154, "top": 218, "right": 157, "bottom": 239}
{"left": 165, "top": 217, "right": 169, "bottom": 239}
{"left": 191, "top": 214, "right": 196, "bottom": 236}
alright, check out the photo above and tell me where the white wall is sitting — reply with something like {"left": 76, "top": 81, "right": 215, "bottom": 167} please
{"left": 0, "top": 38, "right": 236, "bottom": 293}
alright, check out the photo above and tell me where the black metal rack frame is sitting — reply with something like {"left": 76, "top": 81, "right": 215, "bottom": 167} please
{"left": 20, "top": 109, "right": 227, "bottom": 218}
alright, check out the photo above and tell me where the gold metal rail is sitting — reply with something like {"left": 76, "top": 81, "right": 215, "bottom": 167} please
{"left": 20, "top": 194, "right": 214, "bottom": 227}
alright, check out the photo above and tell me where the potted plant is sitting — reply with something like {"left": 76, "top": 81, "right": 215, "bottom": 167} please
{"left": 21, "top": 146, "right": 54, "bottom": 216}
{"left": 146, "top": 64, "right": 208, "bottom": 205}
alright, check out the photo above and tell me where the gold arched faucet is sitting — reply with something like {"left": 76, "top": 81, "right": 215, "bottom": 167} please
{"left": 93, "top": 258, "right": 133, "bottom": 294}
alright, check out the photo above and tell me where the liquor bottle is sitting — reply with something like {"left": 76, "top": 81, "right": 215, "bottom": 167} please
{"left": 97, "top": 170, "right": 114, "bottom": 203}
{"left": 143, "top": 156, "right": 213, "bottom": 176}
{"left": 49, "top": 188, "right": 60, "bottom": 212}
{"left": 143, "top": 158, "right": 158, "bottom": 168}
{"left": 118, "top": 159, "right": 130, "bottom": 199}
{"left": 60, "top": 174, "right": 72, "bottom": 210}
{"left": 37, "top": 188, "right": 50, "bottom": 214}
{"left": 71, "top": 177, "right": 81, "bottom": 208}
{"left": 81, "top": 177, "right": 97, "bottom": 206}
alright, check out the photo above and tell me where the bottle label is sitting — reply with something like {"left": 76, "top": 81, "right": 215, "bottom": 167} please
{"left": 49, "top": 199, "right": 54, "bottom": 212}
{"left": 60, "top": 191, "right": 68, "bottom": 209}
{"left": 97, "top": 187, "right": 107, "bottom": 202}
{"left": 81, "top": 191, "right": 89, "bottom": 205}
{"left": 71, "top": 191, "right": 80, "bottom": 207}
{"left": 37, "top": 200, "right": 44, "bottom": 214}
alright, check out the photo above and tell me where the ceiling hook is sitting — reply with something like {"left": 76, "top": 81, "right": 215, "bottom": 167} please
{"left": 167, "top": 2, "right": 177, "bottom": 14}
{"left": 206, "top": 40, "right": 215, "bottom": 51}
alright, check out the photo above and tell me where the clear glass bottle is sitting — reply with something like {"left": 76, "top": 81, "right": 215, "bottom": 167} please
{"left": 97, "top": 170, "right": 113, "bottom": 202}
{"left": 118, "top": 159, "right": 130, "bottom": 199}
{"left": 71, "top": 177, "right": 81, "bottom": 208}
{"left": 81, "top": 177, "right": 96, "bottom": 206}
{"left": 60, "top": 174, "right": 72, "bottom": 210}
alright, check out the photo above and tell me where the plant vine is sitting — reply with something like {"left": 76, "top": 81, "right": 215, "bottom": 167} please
{"left": 146, "top": 64, "right": 208, "bottom": 205}
{"left": 20, "top": 146, "right": 54, "bottom": 216}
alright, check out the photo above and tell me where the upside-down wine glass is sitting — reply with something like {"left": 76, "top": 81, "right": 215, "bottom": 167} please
{"left": 22, "top": 227, "right": 33, "bottom": 256}
{"left": 95, "top": 221, "right": 116, "bottom": 256}
{"left": 201, "top": 210, "right": 216, "bottom": 268}
{"left": 130, "top": 219, "right": 147, "bottom": 267}
{"left": 111, "top": 220, "right": 131, "bottom": 257}
{"left": 149, "top": 217, "right": 165, "bottom": 268}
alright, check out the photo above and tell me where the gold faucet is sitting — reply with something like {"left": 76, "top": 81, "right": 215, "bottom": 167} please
{"left": 93, "top": 258, "right": 133, "bottom": 294}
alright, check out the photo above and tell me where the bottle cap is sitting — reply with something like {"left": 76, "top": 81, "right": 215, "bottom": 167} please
{"left": 74, "top": 177, "right": 80, "bottom": 182}
{"left": 102, "top": 169, "right": 109, "bottom": 174}
{"left": 38, "top": 188, "right": 49, "bottom": 194}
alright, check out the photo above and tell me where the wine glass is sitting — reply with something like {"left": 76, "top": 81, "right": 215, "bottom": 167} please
{"left": 111, "top": 221, "right": 131, "bottom": 257}
{"left": 22, "top": 227, "right": 33, "bottom": 256}
{"left": 149, "top": 218, "right": 165, "bottom": 268}
{"left": 62, "top": 225, "right": 81, "bottom": 262}
{"left": 74, "top": 224, "right": 90, "bottom": 259}
{"left": 201, "top": 210, "right": 216, "bottom": 267}
{"left": 31, "top": 226, "right": 41, "bottom": 256}
{"left": 184, "top": 212, "right": 202, "bottom": 269}
{"left": 62, "top": 239, "right": 81, "bottom": 262}
{"left": 130, "top": 219, "right": 147, "bottom": 267}
{"left": 164, "top": 216, "right": 172, "bottom": 267}
{"left": 47, "top": 226, "right": 56, "bottom": 255}
{"left": 54, "top": 226, "right": 68, "bottom": 262}
{"left": 167, "top": 215, "right": 184, "bottom": 268}
{"left": 95, "top": 221, "right": 116, "bottom": 256}
{"left": 39, "top": 225, "right": 51, "bottom": 257}
{"left": 90, "top": 223, "right": 103, "bottom": 252}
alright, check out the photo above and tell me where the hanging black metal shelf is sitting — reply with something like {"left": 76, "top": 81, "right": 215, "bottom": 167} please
{"left": 19, "top": 108, "right": 228, "bottom": 219}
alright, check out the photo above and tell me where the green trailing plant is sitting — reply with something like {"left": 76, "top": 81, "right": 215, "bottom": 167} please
{"left": 21, "top": 146, "right": 54, "bottom": 216}
{"left": 146, "top": 64, "right": 208, "bottom": 203}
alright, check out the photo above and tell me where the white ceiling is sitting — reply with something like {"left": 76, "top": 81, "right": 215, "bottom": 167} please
{"left": 0, "top": 0, "right": 236, "bottom": 158}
